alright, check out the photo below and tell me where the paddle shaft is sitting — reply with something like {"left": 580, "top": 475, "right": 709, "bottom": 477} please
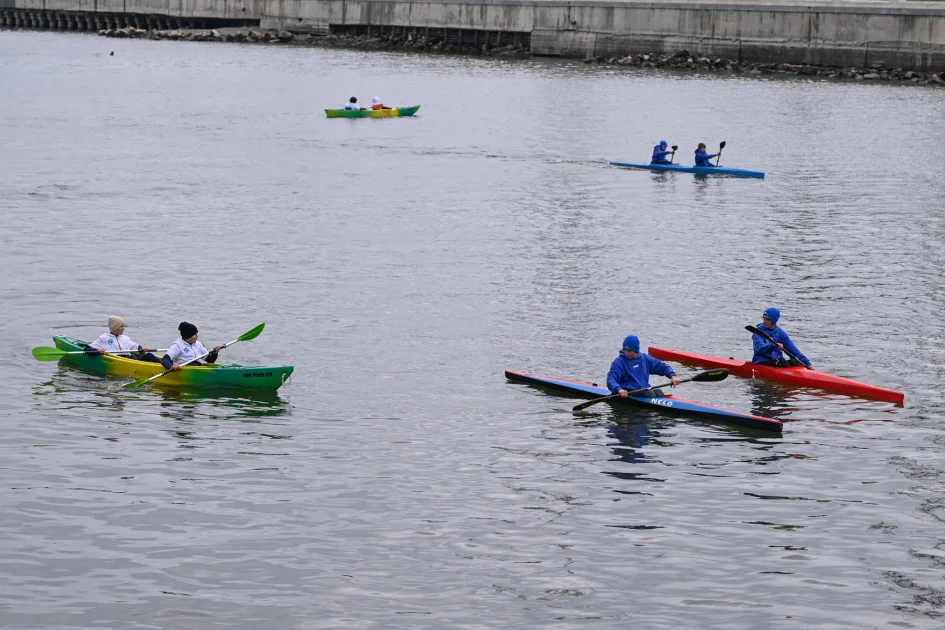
{"left": 81, "top": 348, "right": 166, "bottom": 355}
{"left": 746, "top": 325, "right": 812, "bottom": 370}
{"left": 572, "top": 369, "right": 726, "bottom": 412}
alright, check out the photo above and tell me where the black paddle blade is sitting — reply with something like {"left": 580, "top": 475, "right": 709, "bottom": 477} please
{"left": 745, "top": 324, "right": 767, "bottom": 338}
{"left": 671, "top": 145, "right": 678, "bottom": 150}
{"left": 719, "top": 140, "right": 727, "bottom": 150}
{"left": 572, "top": 393, "right": 618, "bottom": 413}
{"left": 691, "top": 368, "right": 729, "bottom": 382}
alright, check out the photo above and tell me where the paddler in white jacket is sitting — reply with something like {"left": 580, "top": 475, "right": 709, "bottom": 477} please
{"left": 84, "top": 316, "right": 160, "bottom": 363}
{"left": 160, "top": 321, "right": 222, "bottom": 371}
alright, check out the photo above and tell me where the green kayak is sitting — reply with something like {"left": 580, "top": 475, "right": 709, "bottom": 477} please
{"left": 52, "top": 336, "right": 293, "bottom": 391}
{"left": 325, "top": 105, "right": 420, "bottom": 118}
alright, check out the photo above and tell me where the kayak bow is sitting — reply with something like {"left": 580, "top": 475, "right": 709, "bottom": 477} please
{"left": 610, "top": 161, "right": 764, "bottom": 179}
{"left": 51, "top": 336, "right": 293, "bottom": 391}
{"left": 648, "top": 347, "right": 904, "bottom": 405}
{"left": 505, "top": 370, "right": 782, "bottom": 433}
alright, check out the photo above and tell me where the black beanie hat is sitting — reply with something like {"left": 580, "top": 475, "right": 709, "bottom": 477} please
{"left": 178, "top": 321, "right": 198, "bottom": 339}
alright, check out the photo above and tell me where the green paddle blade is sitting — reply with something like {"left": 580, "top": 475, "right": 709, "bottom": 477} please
{"left": 237, "top": 323, "right": 265, "bottom": 342}
{"left": 32, "top": 347, "right": 66, "bottom": 361}
{"left": 124, "top": 377, "right": 152, "bottom": 388}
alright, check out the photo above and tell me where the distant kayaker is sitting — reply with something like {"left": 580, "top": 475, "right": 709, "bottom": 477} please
{"left": 607, "top": 335, "right": 680, "bottom": 397}
{"left": 161, "top": 322, "right": 222, "bottom": 371}
{"left": 371, "top": 96, "right": 391, "bottom": 111}
{"left": 694, "top": 143, "right": 719, "bottom": 167}
{"left": 344, "top": 97, "right": 363, "bottom": 111}
{"left": 651, "top": 140, "right": 673, "bottom": 164}
{"left": 83, "top": 316, "right": 160, "bottom": 363}
{"left": 751, "top": 308, "right": 813, "bottom": 369}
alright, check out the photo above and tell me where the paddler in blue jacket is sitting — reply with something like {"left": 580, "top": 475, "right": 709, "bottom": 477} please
{"left": 694, "top": 143, "right": 718, "bottom": 167}
{"left": 651, "top": 140, "right": 673, "bottom": 164}
{"left": 751, "top": 308, "right": 813, "bottom": 369}
{"left": 607, "top": 335, "right": 680, "bottom": 397}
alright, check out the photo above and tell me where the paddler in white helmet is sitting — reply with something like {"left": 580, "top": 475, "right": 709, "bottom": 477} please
{"left": 371, "top": 96, "right": 391, "bottom": 111}
{"left": 751, "top": 307, "right": 813, "bottom": 369}
{"left": 83, "top": 316, "right": 160, "bottom": 363}
{"left": 607, "top": 335, "right": 680, "bottom": 397}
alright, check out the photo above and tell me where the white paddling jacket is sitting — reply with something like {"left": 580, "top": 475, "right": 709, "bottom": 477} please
{"left": 88, "top": 333, "right": 143, "bottom": 356}
{"left": 162, "top": 338, "right": 218, "bottom": 368}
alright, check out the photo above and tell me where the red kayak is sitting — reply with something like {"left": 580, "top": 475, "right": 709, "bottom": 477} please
{"left": 648, "top": 347, "right": 904, "bottom": 405}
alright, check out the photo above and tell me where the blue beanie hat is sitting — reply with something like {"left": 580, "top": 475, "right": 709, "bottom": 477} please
{"left": 763, "top": 307, "right": 780, "bottom": 324}
{"left": 659, "top": 140, "right": 668, "bottom": 147}
{"left": 622, "top": 335, "right": 640, "bottom": 352}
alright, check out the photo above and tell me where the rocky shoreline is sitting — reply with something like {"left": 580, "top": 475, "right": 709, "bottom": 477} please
{"left": 98, "top": 26, "right": 943, "bottom": 85}
{"left": 583, "top": 50, "right": 944, "bottom": 85}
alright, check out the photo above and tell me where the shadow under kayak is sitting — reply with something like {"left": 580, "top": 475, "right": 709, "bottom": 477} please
{"left": 505, "top": 370, "right": 782, "bottom": 433}
{"left": 52, "top": 336, "right": 293, "bottom": 391}
{"left": 610, "top": 161, "right": 764, "bottom": 179}
{"left": 325, "top": 105, "right": 420, "bottom": 118}
{"left": 648, "top": 347, "right": 904, "bottom": 405}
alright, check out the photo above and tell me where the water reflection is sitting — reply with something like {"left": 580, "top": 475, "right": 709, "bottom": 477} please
{"left": 33, "top": 364, "right": 292, "bottom": 421}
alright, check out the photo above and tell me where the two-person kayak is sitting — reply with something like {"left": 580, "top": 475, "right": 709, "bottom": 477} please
{"left": 325, "top": 105, "right": 420, "bottom": 118}
{"left": 505, "top": 370, "right": 783, "bottom": 433}
{"left": 50, "top": 336, "right": 293, "bottom": 391}
{"left": 648, "top": 347, "right": 904, "bottom": 404}
{"left": 610, "top": 161, "right": 765, "bottom": 179}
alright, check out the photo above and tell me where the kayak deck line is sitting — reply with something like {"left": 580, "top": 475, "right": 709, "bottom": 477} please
{"left": 609, "top": 161, "right": 765, "bottom": 179}
{"left": 505, "top": 370, "right": 783, "bottom": 433}
{"left": 648, "top": 347, "right": 904, "bottom": 405}
{"left": 52, "top": 336, "right": 293, "bottom": 391}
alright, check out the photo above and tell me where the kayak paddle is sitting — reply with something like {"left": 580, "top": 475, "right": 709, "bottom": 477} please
{"left": 31, "top": 347, "right": 168, "bottom": 361}
{"left": 122, "top": 323, "right": 265, "bottom": 388}
{"left": 670, "top": 144, "right": 678, "bottom": 164}
{"left": 572, "top": 368, "right": 729, "bottom": 413}
{"left": 716, "top": 140, "right": 726, "bottom": 166}
{"left": 745, "top": 325, "right": 812, "bottom": 370}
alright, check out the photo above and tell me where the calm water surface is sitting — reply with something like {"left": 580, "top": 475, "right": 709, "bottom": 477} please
{"left": 2, "top": 30, "right": 945, "bottom": 629}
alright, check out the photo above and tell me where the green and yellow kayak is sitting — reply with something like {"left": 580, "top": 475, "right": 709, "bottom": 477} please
{"left": 52, "top": 336, "right": 293, "bottom": 391}
{"left": 325, "top": 105, "right": 420, "bottom": 118}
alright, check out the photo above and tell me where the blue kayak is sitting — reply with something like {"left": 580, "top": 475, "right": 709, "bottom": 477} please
{"left": 610, "top": 161, "right": 765, "bottom": 179}
{"left": 505, "top": 370, "right": 782, "bottom": 433}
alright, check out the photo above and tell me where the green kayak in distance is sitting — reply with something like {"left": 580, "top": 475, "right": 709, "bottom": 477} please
{"left": 325, "top": 105, "right": 421, "bottom": 118}
{"left": 51, "top": 336, "right": 294, "bottom": 391}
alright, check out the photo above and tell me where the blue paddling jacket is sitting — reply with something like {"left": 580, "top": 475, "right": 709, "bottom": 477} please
{"left": 651, "top": 144, "right": 672, "bottom": 164}
{"left": 695, "top": 149, "right": 717, "bottom": 167}
{"left": 607, "top": 352, "right": 676, "bottom": 393}
{"left": 751, "top": 324, "right": 811, "bottom": 367}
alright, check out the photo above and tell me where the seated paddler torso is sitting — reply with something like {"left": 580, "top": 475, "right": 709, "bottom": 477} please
{"left": 84, "top": 316, "right": 160, "bottom": 363}
{"left": 607, "top": 335, "right": 680, "bottom": 397}
{"left": 161, "top": 321, "right": 222, "bottom": 371}
{"left": 751, "top": 307, "right": 813, "bottom": 369}
{"left": 694, "top": 143, "right": 718, "bottom": 167}
{"left": 651, "top": 140, "right": 672, "bottom": 164}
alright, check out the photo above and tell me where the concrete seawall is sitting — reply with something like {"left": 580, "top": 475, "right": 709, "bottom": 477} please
{"left": 4, "top": 0, "right": 945, "bottom": 71}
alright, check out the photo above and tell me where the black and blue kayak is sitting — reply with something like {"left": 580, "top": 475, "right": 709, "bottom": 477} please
{"left": 505, "top": 370, "right": 782, "bottom": 433}
{"left": 610, "top": 161, "right": 765, "bottom": 179}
